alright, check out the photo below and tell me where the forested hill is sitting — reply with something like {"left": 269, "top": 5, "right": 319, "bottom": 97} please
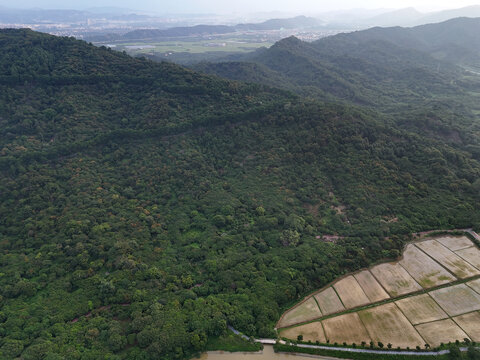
{"left": 1, "top": 29, "right": 480, "bottom": 359}
{"left": 197, "top": 18, "right": 480, "bottom": 104}
{"left": 195, "top": 17, "right": 480, "bottom": 154}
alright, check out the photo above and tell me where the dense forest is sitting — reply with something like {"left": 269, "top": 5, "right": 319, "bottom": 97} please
{"left": 1, "top": 28, "right": 480, "bottom": 359}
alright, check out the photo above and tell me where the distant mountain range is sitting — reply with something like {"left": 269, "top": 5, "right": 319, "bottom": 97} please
{"left": 357, "top": 5, "right": 480, "bottom": 27}
{"left": 88, "top": 15, "right": 324, "bottom": 42}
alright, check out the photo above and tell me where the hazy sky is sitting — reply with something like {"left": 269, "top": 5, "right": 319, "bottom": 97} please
{"left": 1, "top": 0, "right": 479, "bottom": 13}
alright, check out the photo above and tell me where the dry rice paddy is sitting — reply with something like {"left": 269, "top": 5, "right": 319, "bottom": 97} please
{"left": 415, "top": 319, "right": 469, "bottom": 347}
{"left": 395, "top": 294, "right": 448, "bottom": 325}
{"left": 277, "top": 297, "right": 321, "bottom": 328}
{"left": 354, "top": 270, "right": 390, "bottom": 302}
{"left": 416, "top": 240, "right": 480, "bottom": 279}
{"left": 436, "top": 236, "right": 474, "bottom": 251}
{"left": 314, "top": 287, "right": 345, "bottom": 316}
{"left": 455, "top": 246, "right": 480, "bottom": 270}
{"left": 358, "top": 303, "right": 424, "bottom": 348}
{"left": 467, "top": 278, "right": 480, "bottom": 294}
{"left": 370, "top": 263, "right": 422, "bottom": 297}
{"left": 333, "top": 276, "right": 370, "bottom": 309}
{"left": 453, "top": 311, "right": 480, "bottom": 342}
{"left": 399, "top": 244, "right": 456, "bottom": 288}
{"left": 429, "top": 284, "right": 480, "bottom": 316}
{"left": 322, "top": 313, "right": 371, "bottom": 345}
{"left": 280, "top": 321, "right": 326, "bottom": 343}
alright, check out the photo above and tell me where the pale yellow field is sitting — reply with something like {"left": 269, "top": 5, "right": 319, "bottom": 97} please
{"left": 429, "top": 284, "right": 480, "bottom": 316}
{"left": 453, "top": 311, "right": 480, "bottom": 342}
{"left": 322, "top": 313, "right": 371, "bottom": 345}
{"left": 370, "top": 263, "right": 422, "bottom": 297}
{"left": 436, "top": 236, "right": 474, "bottom": 251}
{"left": 399, "top": 244, "right": 456, "bottom": 288}
{"left": 395, "top": 294, "right": 448, "bottom": 325}
{"left": 333, "top": 276, "right": 370, "bottom": 309}
{"left": 280, "top": 321, "right": 326, "bottom": 343}
{"left": 358, "top": 303, "right": 424, "bottom": 348}
{"left": 455, "top": 246, "right": 480, "bottom": 270}
{"left": 314, "top": 287, "right": 345, "bottom": 316}
{"left": 415, "top": 319, "right": 469, "bottom": 347}
{"left": 277, "top": 297, "right": 322, "bottom": 328}
{"left": 467, "top": 278, "right": 480, "bottom": 294}
{"left": 354, "top": 270, "right": 390, "bottom": 302}
{"left": 416, "top": 240, "right": 480, "bottom": 279}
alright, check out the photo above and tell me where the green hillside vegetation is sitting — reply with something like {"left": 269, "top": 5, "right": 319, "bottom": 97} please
{"left": 1, "top": 29, "right": 480, "bottom": 359}
{"left": 194, "top": 18, "right": 480, "bottom": 154}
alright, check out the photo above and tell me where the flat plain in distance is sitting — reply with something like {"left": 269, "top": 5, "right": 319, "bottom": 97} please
{"left": 429, "top": 284, "right": 480, "bottom": 316}
{"left": 280, "top": 321, "right": 326, "bottom": 343}
{"left": 322, "top": 313, "right": 371, "bottom": 345}
{"left": 333, "top": 276, "right": 370, "bottom": 309}
{"left": 358, "top": 303, "right": 424, "bottom": 348}
{"left": 370, "top": 262, "right": 422, "bottom": 297}
{"left": 415, "top": 319, "right": 470, "bottom": 347}
{"left": 453, "top": 311, "right": 480, "bottom": 342}
{"left": 399, "top": 244, "right": 456, "bottom": 288}
{"left": 436, "top": 236, "right": 474, "bottom": 251}
{"left": 395, "top": 294, "right": 448, "bottom": 325}
{"left": 455, "top": 246, "right": 480, "bottom": 270}
{"left": 277, "top": 296, "right": 322, "bottom": 328}
{"left": 314, "top": 287, "right": 345, "bottom": 316}
{"left": 354, "top": 270, "right": 390, "bottom": 302}
{"left": 416, "top": 240, "right": 480, "bottom": 279}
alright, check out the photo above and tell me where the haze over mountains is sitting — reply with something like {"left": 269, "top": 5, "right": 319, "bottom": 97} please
{"left": 2, "top": 1, "right": 480, "bottom": 359}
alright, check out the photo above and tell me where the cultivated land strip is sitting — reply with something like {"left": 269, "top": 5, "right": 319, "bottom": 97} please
{"left": 277, "top": 230, "right": 480, "bottom": 349}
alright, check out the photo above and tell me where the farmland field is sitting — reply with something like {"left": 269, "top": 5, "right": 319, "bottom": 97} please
{"left": 400, "top": 244, "right": 456, "bottom": 288}
{"left": 455, "top": 246, "right": 480, "bottom": 270}
{"left": 436, "top": 236, "right": 474, "bottom": 251}
{"left": 277, "top": 297, "right": 322, "bottom": 328}
{"left": 415, "top": 319, "right": 469, "bottom": 347}
{"left": 416, "top": 240, "right": 480, "bottom": 278}
{"left": 333, "top": 276, "right": 370, "bottom": 309}
{"left": 467, "top": 278, "right": 480, "bottom": 294}
{"left": 278, "top": 233, "right": 480, "bottom": 349}
{"left": 370, "top": 263, "right": 422, "bottom": 297}
{"left": 279, "top": 322, "right": 326, "bottom": 343}
{"left": 322, "top": 313, "right": 371, "bottom": 345}
{"left": 429, "top": 284, "right": 480, "bottom": 316}
{"left": 453, "top": 311, "right": 480, "bottom": 342}
{"left": 357, "top": 303, "right": 424, "bottom": 348}
{"left": 314, "top": 287, "right": 345, "bottom": 315}
{"left": 354, "top": 270, "right": 390, "bottom": 302}
{"left": 395, "top": 294, "right": 448, "bottom": 325}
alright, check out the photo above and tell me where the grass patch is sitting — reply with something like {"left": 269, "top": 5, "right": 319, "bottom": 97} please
{"left": 205, "top": 333, "right": 262, "bottom": 352}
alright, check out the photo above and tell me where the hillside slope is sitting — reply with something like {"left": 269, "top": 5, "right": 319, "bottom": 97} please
{"left": 1, "top": 29, "right": 480, "bottom": 359}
